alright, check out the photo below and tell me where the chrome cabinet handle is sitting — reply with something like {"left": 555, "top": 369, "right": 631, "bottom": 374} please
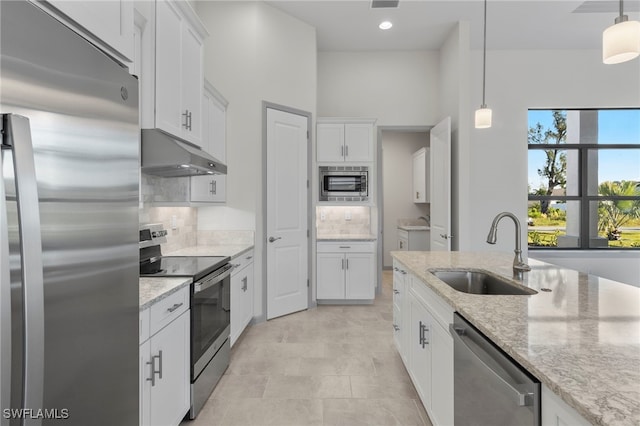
{"left": 339, "top": 246, "right": 351, "bottom": 249}
{"left": 182, "top": 110, "right": 189, "bottom": 129}
{"left": 146, "top": 350, "right": 162, "bottom": 386}
{"left": 393, "top": 267, "right": 398, "bottom": 271}
{"left": 167, "top": 302, "right": 183, "bottom": 313}
{"left": 345, "top": 145, "right": 349, "bottom": 157}
{"left": 341, "top": 259, "right": 345, "bottom": 270}
{"left": 416, "top": 191, "right": 419, "bottom": 199}
{"left": 345, "top": 259, "right": 349, "bottom": 269}
{"left": 399, "top": 240, "right": 404, "bottom": 249}
{"left": 242, "top": 277, "right": 248, "bottom": 292}
{"left": 393, "top": 289, "right": 399, "bottom": 294}
{"left": 187, "top": 111, "right": 192, "bottom": 131}
{"left": 419, "top": 321, "right": 430, "bottom": 348}
{"left": 209, "top": 179, "right": 217, "bottom": 195}
{"left": 401, "top": 270, "right": 406, "bottom": 275}
{"left": 246, "top": 255, "right": 253, "bottom": 260}
{"left": 393, "top": 324, "right": 400, "bottom": 331}
{"left": 268, "top": 236, "right": 281, "bottom": 243}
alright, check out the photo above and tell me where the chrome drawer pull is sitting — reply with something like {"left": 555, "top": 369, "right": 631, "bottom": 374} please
{"left": 167, "top": 302, "right": 183, "bottom": 313}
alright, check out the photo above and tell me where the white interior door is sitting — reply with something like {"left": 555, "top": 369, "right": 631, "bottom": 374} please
{"left": 430, "top": 117, "right": 452, "bottom": 251}
{"left": 266, "top": 108, "right": 308, "bottom": 320}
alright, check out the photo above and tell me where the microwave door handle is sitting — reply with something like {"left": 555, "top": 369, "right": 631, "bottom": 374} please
{"left": 2, "top": 114, "right": 45, "bottom": 420}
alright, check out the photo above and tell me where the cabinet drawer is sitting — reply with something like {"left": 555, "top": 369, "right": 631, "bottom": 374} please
{"left": 140, "top": 308, "right": 150, "bottom": 344}
{"left": 149, "top": 286, "right": 190, "bottom": 336}
{"left": 317, "top": 242, "right": 375, "bottom": 253}
{"left": 231, "top": 249, "right": 254, "bottom": 275}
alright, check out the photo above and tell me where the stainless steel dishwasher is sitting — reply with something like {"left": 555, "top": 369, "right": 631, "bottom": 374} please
{"left": 450, "top": 313, "right": 541, "bottom": 425}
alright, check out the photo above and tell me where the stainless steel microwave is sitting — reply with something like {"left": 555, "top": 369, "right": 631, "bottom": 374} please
{"left": 319, "top": 166, "right": 368, "bottom": 202}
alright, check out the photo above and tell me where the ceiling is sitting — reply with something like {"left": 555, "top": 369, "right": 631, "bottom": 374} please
{"left": 264, "top": 0, "right": 640, "bottom": 51}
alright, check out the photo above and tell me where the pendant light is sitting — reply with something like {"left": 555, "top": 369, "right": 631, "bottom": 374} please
{"left": 603, "top": 0, "right": 640, "bottom": 64}
{"left": 475, "top": 0, "right": 492, "bottom": 129}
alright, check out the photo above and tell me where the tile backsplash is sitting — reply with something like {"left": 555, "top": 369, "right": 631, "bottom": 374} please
{"left": 316, "top": 206, "right": 371, "bottom": 236}
{"left": 140, "top": 206, "right": 198, "bottom": 254}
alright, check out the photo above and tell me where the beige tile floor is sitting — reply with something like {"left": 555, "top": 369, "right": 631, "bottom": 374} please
{"left": 187, "top": 270, "right": 432, "bottom": 426}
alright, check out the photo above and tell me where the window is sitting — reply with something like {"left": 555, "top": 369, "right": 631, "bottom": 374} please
{"left": 527, "top": 109, "right": 640, "bottom": 249}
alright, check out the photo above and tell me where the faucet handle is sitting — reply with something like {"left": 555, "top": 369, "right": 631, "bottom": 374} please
{"left": 514, "top": 262, "right": 531, "bottom": 272}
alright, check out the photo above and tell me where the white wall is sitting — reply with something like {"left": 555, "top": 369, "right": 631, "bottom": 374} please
{"left": 438, "top": 22, "right": 471, "bottom": 251}
{"left": 317, "top": 51, "right": 439, "bottom": 126}
{"left": 467, "top": 49, "right": 640, "bottom": 266}
{"left": 195, "top": 1, "right": 317, "bottom": 320}
{"left": 381, "top": 131, "right": 429, "bottom": 267}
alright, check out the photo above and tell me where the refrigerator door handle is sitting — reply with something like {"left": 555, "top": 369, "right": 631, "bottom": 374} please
{"left": 2, "top": 114, "right": 45, "bottom": 420}
{"left": 0, "top": 120, "right": 12, "bottom": 426}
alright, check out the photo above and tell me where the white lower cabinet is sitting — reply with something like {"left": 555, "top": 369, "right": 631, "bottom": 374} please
{"left": 317, "top": 242, "right": 376, "bottom": 301}
{"left": 409, "top": 295, "right": 433, "bottom": 407}
{"left": 230, "top": 250, "right": 254, "bottom": 346}
{"left": 140, "top": 287, "right": 190, "bottom": 426}
{"left": 542, "top": 384, "right": 591, "bottom": 426}
{"left": 394, "top": 264, "right": 453, "bottom": 426}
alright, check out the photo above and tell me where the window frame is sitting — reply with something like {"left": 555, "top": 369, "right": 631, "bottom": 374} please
{"left": 527, "top": 110, "right": 640, "bottom": 251}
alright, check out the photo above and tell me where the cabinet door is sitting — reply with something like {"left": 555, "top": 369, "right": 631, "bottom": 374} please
{"left": 191, "top": 175, "right": 226, "bottom": 203}
{"left": 317, "top": 253, "right": 345, "bottom": 299}
{"left": 317, "top": 123, "right": 345, "bottom": 162}
{"left": 181, "top": 23, "right": 203, "bottom": 146}
{"left": 139, "top": 339, "right": 151, "bottom": 426}
{"left": 209, "top": 96, "right": 227, "bottom": 161}
{"left": 149, "top": 311, "right": 190, "bottom": 426}
{"left": 155, "top": 0, "right": 183, "bottom": 139}
{"left": 47, "top": 0, "right": 134, "bottom": 62}
{"left": 230, "top": 267, "right": 244, "bottom": 347}
{"left": 409, "top": 295, "right": 432, "bottom": 410}
{"left": 430, "top": 323, "right": 454, "bottom": 426}
{"left": 242, "top": 262, "right": 254, "bottom": 330}
{"left": 344, "top": 123, "right": 373, "bottom": 162}
{"left": 392, "top": 265, "right": 406, "bottom": 360}
{"left": 345, "top": 253, "right": 375, "bottom": 299}
{"left": 413, "top": 148, "right": 427, "bottom": 203}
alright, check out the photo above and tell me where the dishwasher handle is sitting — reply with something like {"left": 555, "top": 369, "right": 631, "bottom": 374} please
{"left": 450, "top": 324, "right": 534, "bottom": 407}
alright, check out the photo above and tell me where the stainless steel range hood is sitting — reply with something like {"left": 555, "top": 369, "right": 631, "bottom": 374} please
{"left": 141, "top": 129, "right": 227, "bottom": 177}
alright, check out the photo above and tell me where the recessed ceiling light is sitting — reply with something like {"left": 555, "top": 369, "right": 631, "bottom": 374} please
{"left": 379, "top": 21, "right": 393, "bottom": 30}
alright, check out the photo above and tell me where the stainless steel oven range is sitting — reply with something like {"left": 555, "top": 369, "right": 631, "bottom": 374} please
{"left": 139, "top": 224, "right": 233, "bottom": 419}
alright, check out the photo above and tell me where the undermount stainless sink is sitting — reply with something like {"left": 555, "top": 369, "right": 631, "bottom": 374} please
{"left": 430, "top": 269, "right": 537, "bottom": 295}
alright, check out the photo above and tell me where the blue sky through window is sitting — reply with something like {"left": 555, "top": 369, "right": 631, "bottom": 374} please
{"left": 527, "top": 109, "right": 640, "bottom": 191}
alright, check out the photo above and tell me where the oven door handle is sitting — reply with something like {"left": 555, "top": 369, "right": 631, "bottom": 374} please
{"left": 194, "top": 263, "right": 234, "bottom": 294}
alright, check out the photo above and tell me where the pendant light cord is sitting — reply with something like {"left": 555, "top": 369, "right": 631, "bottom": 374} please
{"left": 481, "top": 0, "right": 487, "bottom": 108}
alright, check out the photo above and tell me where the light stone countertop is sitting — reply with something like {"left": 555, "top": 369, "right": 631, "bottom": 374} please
{"left": 139, "top": 277, "right": 191, "bottom": 311}
{"left": 397, "top": 225, "right": 430, "bottom": 231}
{"left": 139, "top": 244, "right": 255, "bottom": 310}
{"left": 166, "top": 243, "right": 254, "bottom": 259}
{"left": 317, "top": 234, "right": 377, "bottom": 241}
{"left": 391, "top": 251, "right": 640, "bottom": 426}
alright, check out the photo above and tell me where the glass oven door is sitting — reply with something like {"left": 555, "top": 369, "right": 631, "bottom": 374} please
{"left": 191, "top": 264, "right": 232, "bottom": 378}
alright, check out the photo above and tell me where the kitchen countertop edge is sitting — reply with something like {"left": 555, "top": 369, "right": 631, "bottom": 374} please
{"left": 139, "top": 277, "right": 192, "bottom": 311}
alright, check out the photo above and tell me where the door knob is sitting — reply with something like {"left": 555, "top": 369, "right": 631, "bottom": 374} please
{"left": 440, "top": 234, "right": 454, "bottom": 240}
{"left": 268, "top": 236, "right": 282, "bottom": 243}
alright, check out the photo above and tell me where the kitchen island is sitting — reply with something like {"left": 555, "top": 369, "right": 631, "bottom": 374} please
{"left": 391, "top": 251, "right": 640, "bottom": 426}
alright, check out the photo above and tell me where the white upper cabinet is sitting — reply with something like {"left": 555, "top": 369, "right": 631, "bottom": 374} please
{"left": 44, "top": 0, "right": 134, "bottom": 64}
{"left": 147, "top": 0, "right": 208, "bottom": 147}
{"left": 317, "top": 119, "right": 376, "bottom": 163}
{"left": 412, "top": 147, "right": 429, "bottom": 203}
{"left": 190, "top": 81, "right": 228, "bottom": 203}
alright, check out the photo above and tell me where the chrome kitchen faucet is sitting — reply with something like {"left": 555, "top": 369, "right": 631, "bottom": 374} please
{"left": 486, "top": 212, "right": 531, "bottom": 278}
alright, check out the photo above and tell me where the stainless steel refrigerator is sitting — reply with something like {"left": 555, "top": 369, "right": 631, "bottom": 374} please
{"left": 1, "top": 2, "right": 139, "bottom": 425}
